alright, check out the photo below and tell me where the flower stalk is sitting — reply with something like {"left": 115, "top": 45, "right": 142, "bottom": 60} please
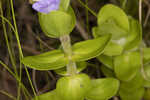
{"left": 60, "top": 35, "right": 77, "bottom": 76}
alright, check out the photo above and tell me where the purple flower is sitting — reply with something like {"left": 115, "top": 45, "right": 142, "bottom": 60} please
{"left": 32, "top": 0, "right": 60, "bottom": 14}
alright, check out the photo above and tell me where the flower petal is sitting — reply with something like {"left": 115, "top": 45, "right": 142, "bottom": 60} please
{"left": 32, "top": 0, "right": 60, "bottom": 13}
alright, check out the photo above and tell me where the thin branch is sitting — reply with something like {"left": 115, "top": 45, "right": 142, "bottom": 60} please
{"left": 0, "top": 90, "right": 16, "bottom": 100}
{"left": 47, "top": 71, "right": 56, "bottom": 81}
{"left": 139, "top": 0, "right": 150, "bottom": 81}
{"left": 32, "top": 70, "right": 39, "bottom": 94}
{"left": 76, "top": 21, "right": 91, "bottom": 40}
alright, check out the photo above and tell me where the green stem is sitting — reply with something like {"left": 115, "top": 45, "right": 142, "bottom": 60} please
{"left": 78, "top": 0, "right": 97, "bottom": 17}
{"left": 122, "top": 0, "right": 127, "bottom": 10}
{"left": 9, "top": 0, "right": 37, "bottom": 99}
{"left": 0, "top": 60, "right": 32, "bottom": 99}
{"left": 60, "top": 35, "right": 77, "bottom": 76}
{"left": 0, "top": 1, "right": 18, "bottom": 77}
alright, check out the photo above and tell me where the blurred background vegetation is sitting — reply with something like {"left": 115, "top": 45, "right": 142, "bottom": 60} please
{"left": 0, "top": 0, "right": 150, "bottom": 100}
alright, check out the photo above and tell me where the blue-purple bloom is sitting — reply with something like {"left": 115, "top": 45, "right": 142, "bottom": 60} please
{"left": 32, "top": 0, "right": 60, "bottom": 14}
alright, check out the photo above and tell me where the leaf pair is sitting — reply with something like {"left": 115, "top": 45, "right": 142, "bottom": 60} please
{"left": 119, "top": 71, "right": 145, "bottom": 100}
{"left": 93, "top": 4, "right": 144, "bottom": 100}
{"left": 101, "top": 64, "right": 145, "bottom": 100}
{"left": 22, "top": 35, "right": 110, "bottom": 70}
{"left": 94, "top": 4, "right": 142, "bottom": 56}
{"left": 33, "top": 77, "right": 119, "bottom": 100}
{"left": 33, "top": 74, "right": 91, "bottom": 100}
{"left": 94, "top": 4, "right": 143, "bottom": 82}
{"left": 114, "top": 51, "right": 141, "bottom": 81}
{"left": 56, "top": 74, "right": 91, "bottom": 100}
{"left": 100, "top": 54, "right": 150, "bottom": 100}
{"left": 99, "top": 47, "right": 150, "bottom": 81}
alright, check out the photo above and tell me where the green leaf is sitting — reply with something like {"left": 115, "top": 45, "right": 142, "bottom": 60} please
{"left": 54, "top": 61, "right": 87, "bottom": 76}
{"left": 97, "top": 55, "right": 113, "bottom": 69}
{"left": 39, "top": 6, "right": 76, "bottom": 38}
{"left": 93, "top": 25, "right": 126, "bottom": 56}
{"left": 119, "top": 71, "right": 144, "bottom": 100}
{"left": 93, "top": 26, "right": 124, "bottom": 56}
{"left": 119, "top": 87, "right": 145, "bottom": 100}
{"left": 86, "top": 78, "right": 119, "bottom": 100}
{"left": 98, "top": 4, "right": 129, "bottom": 31}
{"left": 101, "top": 65, "right": 115, "bottom": 77}
{"left": 72, "top": 35, "right": 111, "bottom": 61}
{"left": 103, "top": 41, "right": 124, "bottom": 56}
{"left": 22, "top": 35, "right": 110, "bottom": 70}
{"left": 22, "top": 50, "right": 68, "bottom": 70}
{"left": 56, "top": 74, "right": 91, "bottom": 100}
{"left": 93, "top": 4, "right": 131, "bottom": 56}
{"left": 124, "top": 17, "right": 142, "bottom": 50}
{"left": 94, "top": 19, "right": 128, "bottom": 40}
{"left": 119, "top": 71, "right": 144, "bottom": 92}
{"left": 32, "top": 90, "right": 59, "bottom": 100}
{"left": 114, "top": 51, "right": 141, "bottom": 81}
{"left": 143, "top": 48, "right": 150, "bottom": 64}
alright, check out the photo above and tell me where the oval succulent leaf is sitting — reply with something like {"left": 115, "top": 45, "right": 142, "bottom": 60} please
{"left": 114, "top": 51, "right": 141, "bottom": 81}
{"left": 72, "top": 35, "right": 111, "bottom": 61}
{"left": 56, "top": 74, "right": 91, "bottom": 100}
{"left": 93, "top": 4, "right": 131, "bottom": 56}
{"left": 102, "top": 41, "right": 124, "bottom": 56}
{"left": 98, "top": 4, "right": 129, "bottom": 31}
{"left": 94, "top": 18, "right": 128, "bottom": 40}
{"left": 119, "top": 72, "right": 145, "bottom": 100}
{"left": 93, "top": 27, "right": 124, "bottom": 56}
{"left": 32, "top": 90, "right": 59, "bottom": 100}
{"left": 124, "top": 17, "right": 142, "bottom": 51}
{"left": 86, "top": 78, "right": 119, "bottom": 100}
{"left": 119, "top": 71, "right": 144, "bottom": 92}
{"left": 119, "top": 87, "right": 144, "bottom": 100}
{"left": 39, "top": 6, "right": 76, "bottom": 38}
{"left": 54, "top": 61, "right": 87, "bottom": 76}
{"left": 22, "top": 50, "right": 68, "bottom": 70}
